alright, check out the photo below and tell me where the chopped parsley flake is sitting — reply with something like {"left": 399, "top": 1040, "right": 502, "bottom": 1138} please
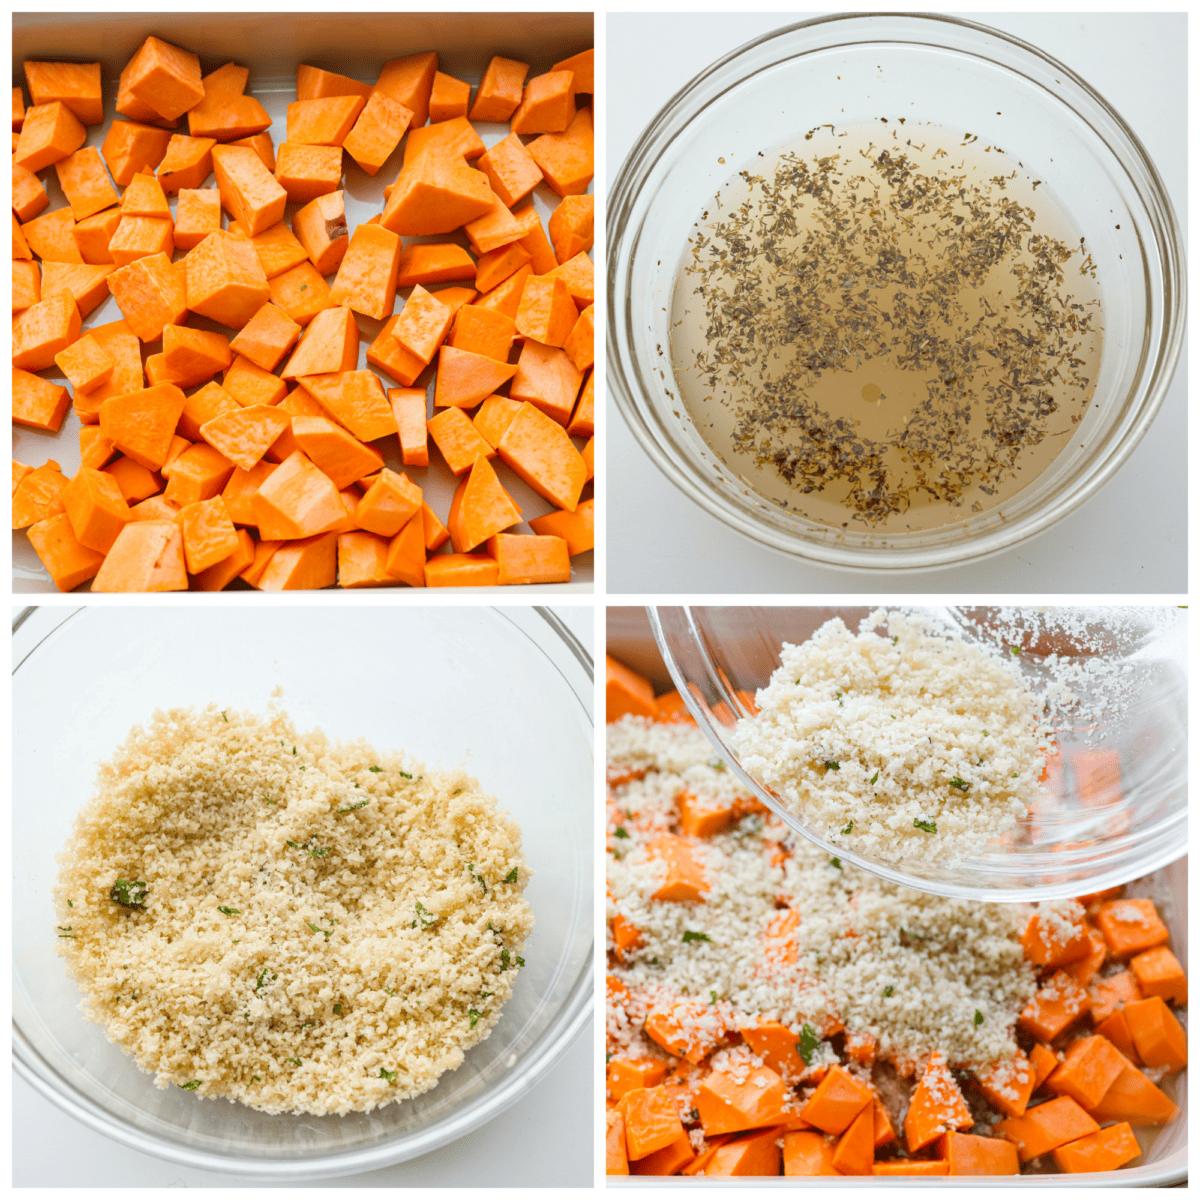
{"left": 869, "top": 770, "right": 879, "bottom": 784}
{"left": 913, "top": 818, "right": 937, "bottom": 834}
{"left": 830, "top": 857, "right": 842, "bottom": 870}
{"left": 179, "top": 1080, "right": 201, "bottom": 1090}
{"left": 368, "top": 765, "right": 382, "bottom": 772}
{"left": 413, "top": 901, "right": 437, "bottom": 929}
{"left": 109, "top": 878, "right": 148, "bottom": 909}
{"left": 823, "top": 760, "right": 839, "bottom": 771}
{"left": 468, "top": 1008, "right": 488, "bottom": 1029}
{"left": 796, "top": 1023, "right": 821, "bottom": 1066}
{"left": 681, "top": 930, "right": 712, "bottom": 944}
{"left": 883, "top": 985, "right": 894, "bottom": 998}
{"left": 306, "top": 921, "right": 332, "bottom": 940}
{"left": 379, "top": 1066, "right": 396, "bottom": 1082}
{"left": 217, "top": 905, "right": 241, "bottom": 916}
{"left": 505, "top": 867, "right": 519, "bottom": 883}
{"left": 614, "top": 826, "right": 629, "bottom": 838}
{"left": 948, "top": 777, "right": 969, "bottom": 792}
{"left": 336, "top": 800, "right": 369, "bottom": 814}
{"left": 841, "top": 821, "right": 853, "bottom": 835}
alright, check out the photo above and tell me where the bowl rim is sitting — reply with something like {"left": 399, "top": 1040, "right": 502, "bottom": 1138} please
{"left": 11, "top": 604, "right": 594, "bottom": 1179}
{"left": 607, "top": 11, "right": 1187, "bottom": 572}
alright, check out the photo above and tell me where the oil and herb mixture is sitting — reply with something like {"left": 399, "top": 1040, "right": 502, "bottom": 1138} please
{"left": 670, "top": 122, "right": 1104, "bottom": 531}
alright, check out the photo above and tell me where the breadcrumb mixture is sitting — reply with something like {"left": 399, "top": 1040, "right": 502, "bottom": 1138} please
{"left": 731, "top": 609, "right": 1048, "bottom": 862}
{"left": 55, "top": 706, "right": 533, "bottom": 1116}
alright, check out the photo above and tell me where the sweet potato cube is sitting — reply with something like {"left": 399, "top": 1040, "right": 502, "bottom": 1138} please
{"left": 330, "top": 222, "right": 401, "bottom": 320}
{"left": 12, "top": 368, "right": 71, "bottom": 434}
{"left": 497, "top": 400, "right": 587, "bottom": 511}
{"left": 426, "top": 71, "right": 469, "bottom": 123}
{"left": 510, "top": 338, "right": 583, "bottom": 424}
{"left": 974, "top": 1050, "right": 1035, "bottom": 1119}
{"left": 342, "top": 90, "right": 413, "bottom": 177}
{"left": 936, "top": 1131, "right": 1020, "bottom": 1175}
{"left": 427, "top": 406, "right": 496, "bottom": 476}
{"left": 396, "top": 242, "right": 475, "bottom": 288}
{"left": 121, "top": 169, "right": 171, "bottom": 217}
{"left": 422, "top": 505, "right": 449, "bottom": 552}
{"left": 510, "top": 70, "right": 575, "bottom": 136}
{"left": 994, "top": 1096, "right": 1099, "bottom": 1163}
{"left": 26, "top": 512, "right": 105, "bottom": 591}
{"left": 1045, "top": 1035, "right": 1127, "bottom": 1109}
{"left": 184, "top": 230, "right": 270, "bottom": 328}
{"left": 1020, "top": 970, "right": 1090, "bottom": 1042}
{"left": 62, "top": 465, "right": 133, "bottom": 553}
{"left": 513, "top": 202, "right": 559, "bottom": 274}
{"left": 41, "top": 260, "right": 114, "bottom": 320}
{"left": 270, "top": 261, "right": 333, "bottom": 326}
{"left": 434, "top": 345, "right": 519, "bottom": 409}
{"left": 108, "top": 214, "right": 175, "bottom": 267}
{"left": 282, "top": 305, "right": 360, "bottom": 380}
{"left": 464, "top": 192, "right": 524, "bottom": 257}
{"left": 552, "top": 48, "right": 593, "bottom": 95}
{"left": 564, "top": 305, "right": 595, "bottom": 376}
{"left": 20, "top": 206, "right": 82, "bottom": 263}
{"left": 394, "top": 285, "right": 454, "bottom": 365}
{"left": 255, "top": 530, "right": 338, "bottom": 589}
{"left": 179, "top": 496, "right": 240, "bottom": 573}
{"left": 515, "top": 275, "right": 578, "bottom": 348}
{"left": 798, "top": 1065, "right": 874, "bottom": 1137}
{"left": 1021, "top": 904, "right": 1092, "bottom": 968}
{"left": 229, "top": 302, "right": 302, "bottom": 372}
{"left": 1090, "top": 1063, "right": 1178, "bottom": 1124}
{"left": 1129, "top": 945, "right": 1187, "bottom": 1005}
{"left": 296, "top": 65, "right": 371, "bottom": 103}
{"left": 529, "top": 496, "right": 594, "bottom": 556}
{"left": 291, "top": 414, "right": 384, "bottom": 489}
{"left": 201, "top": 61, "right": 249, "bottom": 96}
{"left": 220, "top": 460, "right": 276, "bottom": 526}
{"left": 546, "top": 250, "right": 594, "bottom": 309}
{"left": 251, "top": 450, "right": 345, "bottom": 540}
{"left": 335, "top": 531, "right": 392, "bottom": 588}
{"left": 450, "top": 305, "right": 516, "bottom": 363}
{"left": 380, "top": 151, "right": 493, "bottom": 237}
{"left": 487, "top": 533, "right": 569, "bottom": 585}
{"left": 121, "top": 36, "right": 204, "bottom": 122}
{"left": 199, "top": 404, "right": 290, "bottom": 472}
{"left": 237, "top": 221, "right": 309, "bottom": 280}
{"left": 176, "top": 380, "right": 238, "bottom": 441}
{"left": 474, "top": 264, "right": 533, "bottom": 320}
{"left": 13, "top": 258, "right": 41, "bottom": 314}
{"left": 446, "top": 456, "right": 521, "bottom": 552}
{"left": 382, "top": 511, "right": 426, "bottom": 586}
{"left": 54, "top": 146, "right": 119, "bottom": 220}
{"left": 173, "top": 187, "right": 221, "bottom": 249}
{"left": 156, "top": 134, "right": 216, "bottom": 194}
{"left": 783, "top": 1131, "right": 840, "bottom": 1177}
{"left": 24, "top": 61, "right": 103, "bottom": 125}
{"left": 14, "top": 100, "right": 87, "bottom": 172}
{"left": 218, "top": 355, "right": 284, "bottom": 409}
{"left": 365, "top": 313, "right": 425, "bottom": 386}
{"left": 163, "top": 325, "right": 232, "bottom": 381}
{"left": 373, "top": 51, "right": 438, "bottom": 129}
{"left": 12, "top": 290, "right": 80, "bottom": 371}
{"left": 13, "top": 460, "right": 69, "bottom": 528}
{"left": 298, "top": 370, "right": 395, "bottom": 441}
{"left": 549, "top": 192, "right": 594, "bottom": 265}
{"left": 1088, "top": 969, "right": 1142, "bottom": 1023}
{"left": 286, "top": 95, "right": 365, "bottom": 147}
{"left": 274, "top": 142, "right": 343, "bottom": 204}
{"left": 187, "top": 91, "right": 271, "bottom": 142}
{"left": 291, "top": 189, "right": 349, "bottom": 276}
{"left": 1052, "top": 1121, "right": 1141, "bottom": 1174}
{"left": 528, "top": 106, "right": 594, "bottom": 196}
{"left": 101, "top": 120, "right": 173, "bottom": 186}
{"left": 193, "top": 526, "right": 255, "bottom": 591}
{"left": 229, "top": 130, "right": 275, "bottom": 171}
{"left": 473, "top": 242, "right": 532, "bottom": 295}
{"left": 99, "top": 382, "right": 187, "bottom": 471}
{"left": 1095, "top": 898, "right": 1170, "bottom": 958}
{"left": 91, "top": 520, "right": 186, "bottom": 591}
{"left": 389, "top": 388, "right": 429, "bottom": 467}
{"left": 12, "top": 162, "right": 49, "bottom": 223}
{"left": 477, "top": 132, "right": 543, "bottom": 209}
{"left": 1123, "top": 996, "right": 1187, "bottom": 1072}
{"left": 212, "top": 144, "right": 287, "bottom": 236}
{"left": 106, "top": 251, "right": 187, "bottom": 341}
{"left": 904, "top": 1055, "right": 973, "bottom": 1151}
{"left": 54, "top": 334, "right": 114, "bottom": 395}
{"left": 467, "top": 55, "right": 528, "bottom": 123}
{"left": 72, "top": 206, "right": 122, "bottom": 264}
{"left": 355, "top": 467, "right": 423, "bottom": 537}
{"left": 402, "top": 115, "right": 485, "bottom": 166}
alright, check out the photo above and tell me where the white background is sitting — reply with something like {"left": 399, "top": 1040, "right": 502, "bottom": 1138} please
{"left": 12, "top": 604, "right": 594, "bottom": 1187}
{"left": 607, "top": 12, "right": 1187, "bottom": 595}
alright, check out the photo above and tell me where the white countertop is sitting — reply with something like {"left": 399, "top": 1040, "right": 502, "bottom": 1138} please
{"left": 607, "top": 12, "right": 1187, "bottom": 595}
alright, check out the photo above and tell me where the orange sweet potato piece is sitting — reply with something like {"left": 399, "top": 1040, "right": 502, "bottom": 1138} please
{"left": 192, "top": 526, "right": 255, "bottom": 591}
{"left": 62, "top": 465, "right": 132, "bottom": 553}
{"left": 92, "top": 519, "right": 187, "bottom": 592}
{"left": 383, "top": 510, "right": 426, "bottom": 587}
{"left": 434, "top": 345, "right": 519, "bottom": 409}
{"left": 380, "top": 151, "right": 493, "bottom": 237}
{"left": 1021, "top": 903, "right": 1093, "bottom": 968}
{"left": 103, "top": 456, "right": 162, "bottom": 504}
{"left": 510, "top": 338, "right": 583, "bottom": 424}
{"left": 695, "top": 1065, "right": 790, "bottom": 1138}
{"left": 200, "top": 404, "right": 290, "bottom": 472}
{"left": 488, "top": 533, "right": 570, "bottom": 585}
{"left": 39, "top": 262, "right": 112, "bottom": 319}
{"left": 428, "top": 71, "right": 469, "bottom": 123}
{"left": 98, "top": 382, "right": 187, "bottom": 471}
{"left": 546, "top": 250, "right": 594, "bottom": 309}
{"left": 54, "top": 146, "right": 119, "bottom": 221}
{"left": 12, "top": 163, "right": 49, "bottom": 223}
{"left": 1020, "top": 971, "right": 1090, "bottom": 1041}
{"left": 356, "top": 467, "right": 423, "bottom": 537}
{"left": 251, "top": 450, "right": 345, "bottom": 539}
{"left": 619, "top": 1086, "right": 685, "bottom": 1160}
{"left": 342, "top": 90, "right": 413, "bottom": 177}
{"left": 526, "top": 498, "right": 594, "bottom": 559}
{"left": 24, "top": 61, "right": 103, "bottom": 125}
{"left": 476, "top": 132, "right": 543, "bottom": 209}
{"left": 515, "top": 275, "right": 578, "bottom": 348}
{"left": 606, "top": 654, "right": 656, "bottom": 721}
{"left": 800, "top": 1065, "right": 874, "bottom": 1137}
{"left": 120, "top": 167, "right": 171, "bottom": 213}
{"left": 292, "top": 189, "right": 349, "bottom": 275}
{"left": 13, "top": 100, "right": 87, "bottom": 172}
{"left": 221, "top": 460, "right": 277, "bottom": 525}
{"left": 468, "top": 56, "right": 529, "bottom": 123}
{"left": 528, "top": 105, "right": 594, "bottom": 197}
{"left": 564, "top": 306, "right": 595, "bottom": 376}
{"left": 26, "top": 511, "right": 106, "bottom": 591}
{"left": 606, "top": 1109, "right": 631, "bottom": 1177}
{"left": 273, "top": 141, "right": 342, "bottom": 204}
{"left": 1045, "top": 1035, "right": 1127, "bottom": 1110}
{"left": 1123, "top": 996, "right": 1187, "bottom": 1072}
{"left": 212, "top": 143, "right": 287, "bottom": 237}
{"left": 330, "top": 222, "right": 401, "bottom": 321}
{"left": 389, "top": 387, "right": 429, "bottom": 467}
{"left": 156, "top": 133, "right": 216, "bottom": 193}
{"left": 782, "top": 1131, "right": 840, "bottom": 1176}
{"left": 55, "top": 332, "right": 113, "bottom": 395}
{"left": 106, "top": 251, "right": 186, "bottom": 342}
{"left": 298, "top": 370, "right": 395, "bottom": 441}
{"left": 179, "top": 496, "right": 240, "bottom": 573}
{"left": 282, "top": 305, "right": 360, "bottom": 380}
{"left": 108, "top": 214, "right": 175, "bottom": 267}
{"left": 1095, "top": 899, "right": 1170, "bottom": 958}
{"left": 552, "top": 48, "right": 593, "bottom": 95}
{"left": 426, "top": 406, "right": 496, "bottom": 476}
{"left": 296, "top": 65, "right": 371, "bottom": 103}
{"left": 183, "top": 229, "right": 270, "bottom": 329}
{"left": 257, "top": 529, "right": 338, "bottom": 590}
{"left": 473, "top": 263, "right": 534, "bottom": 320}
{"left": 365, "top": 313, "right": 425, "bottom": 386}
{"left": 1094, "top": 1010, "right": 1140, "bottom": 1064}
{"left": 101, "top": 119, "right": 173, "bottom": 186}
{"left": 72, "top": 207, "right": 122, "bottom": 264}
{"left": 1129, "top": 945, "right": 1187, "bottom": 1005}
{"left": 187, "top": 90, "right": 271, "bottom": 142}
{"left": 936, "top": 1131, "right": 1020, "bottom": 1175}
{"left": 497, "top": 401, "right": 587, "bottom": 511}
{"left": 510, "top": 70, "right": 575, "bottom": 136}
{"left": 286, "top": 95, "right": 366, "bottom": 147}
{"left": 904, "top": 1054, "right": 973, "bottom": 1151}
{"left": 270, "top": 261, "right": 334, "bottom": 326}
{"left": 1052, "top": 1121, "right": 1141, "bottom": 1173}
{"left": 472, "top": 393, "right": 523, "bottom": 448}
{"left": 171, "top": 187, "right": 220, "bottom": 249}
{"left": 446, "top": 456, "right": 521, "bottom": 551}
{"left": 13, "top": 460, "right": 69, "bottom": 528}
{"left": 373, "top": 51, "right": 438, "bottom": 129}
{"left": 646, "top": 833, "right": 707, "bottom": 903}
{"left": 607, "top": 1057, "right": 668, "bottom": 1101}
{"left": 120, "top": 36, "right": 204, "bottom": 122}
{"left": 995, "top": 1096, "right": 1100, "bottom": 1163}
{"left": 336, "top": 530, "right": 394, "bottom": 588}
{"left": 228, "top": 302, "right": 302, "bottom": 373}
{"left": 402, "top": 115, "right": 485, "bottom": 166}
{"left": 974, "top": 1049, "right": 1036, "bottom": 1119}
{"left": 474, "top": 242, "right": 532, "bottom": 295}
{"left": 830, "top": 1103, "right": 874, "bottom": 1176}
{"left": 221, "top": 354, "right": 286, "bottom": 408}
{"left": 12, "top": 368, "right": 71, "bottom": 433}
{"left": 20, "top": 207, "right": 82, "bottom": 265}
{"left": 1061, "top": 927, "right": 1108, "bottom": 989}
{"left": 397, "top": 242, "right": 476, "bottom": 288}
{"left": 291, "top": 415, "right": 383, "bottom": 489}
{"left": 1089, "top": 1062, "right": 1178, "bottom": 1125}
{"left": 394, "top": 285, "right": 455, "bottom": 365}
{"left": 13, "top": 258, "right": 41, "bottom": 313}
{"left": 872, "top": 1160, "right": 948, "bottom": 1176}
{"left": 549, "top": 192, "right": 594, "bottom": 263}
{"left": 12, "top": 290, "right": 81, "bottom": 372}
{"left": 162, "top": 443, "right": 236, "bottom": 505}
{"left": 423, "top": 550, "right": 498, "bottom": 587}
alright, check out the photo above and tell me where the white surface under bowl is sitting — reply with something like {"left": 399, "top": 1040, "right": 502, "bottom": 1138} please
{"left": 13, "top": 605, "right": 593, "bottom": 1179}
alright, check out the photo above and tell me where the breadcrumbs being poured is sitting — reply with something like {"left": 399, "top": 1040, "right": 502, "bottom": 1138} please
{"left": 54, "top": 706, "right": 533, "bottom": 1116}
{"left": 730, "top": 609, "right": 1049, "bottom": 862}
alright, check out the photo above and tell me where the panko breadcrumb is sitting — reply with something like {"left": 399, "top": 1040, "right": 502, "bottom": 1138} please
{"left": 54, "top": 706, "right": 533, "bottom": 1116}
{"left": 731, "top": 609, "right": 1048, "bottom": 862}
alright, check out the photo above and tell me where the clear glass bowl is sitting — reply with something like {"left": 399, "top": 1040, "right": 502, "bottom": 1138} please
{"left": 649, "top": 605, "right": 1186, "bottom": 901}
{"left": 609, "top": 14, "right": 1186, "bottom": 570}
{"left": 13, "top": 605, "right": 593, "bottom": 1179}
